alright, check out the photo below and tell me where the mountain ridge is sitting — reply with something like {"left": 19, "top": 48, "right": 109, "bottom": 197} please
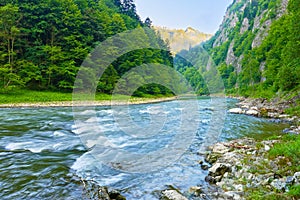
{"left": 154, "top": 26, "right": 212, "bottom": 54}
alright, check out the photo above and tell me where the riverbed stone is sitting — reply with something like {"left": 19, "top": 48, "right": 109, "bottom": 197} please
{"left": 229, "top": 108, "right": 244, "bottom": 114}
{"left": 188, "top": 186, "right": 203, "bottom": 197}
{"left": 161, "top": 190, "right": 188, "bottom": 200}
{"left": 246, "top": 109, "right": 259, "bottom": 116}
{"left": 201, "top": 164, "right": 209, "bottom": 170}
{"left": 108, "top": 190, "right": 126, "bottom": 200}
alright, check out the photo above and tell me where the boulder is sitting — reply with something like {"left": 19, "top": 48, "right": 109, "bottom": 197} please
{"left": 161, "top": 190, "right": 188, "bottom": 200}
{"left": 209, "top": 163, "right": 232, "bottom": 177}
{"left": 205, "top": 153, "right": 220, "bottom": 164}
{"left": 212, "top": 143, "right": 230, "bottom": 154}
{"left": 188, "top": 186, "right": 203, "bottom": 197}
{"left": 201, "top": 164, "right": 209, "bottom": 170}
{"left": 205, "top": 175, "right": 217, "bottom": 184}
{"left": 294, "top": 172, "right": 300, "bottom": 183}
{"left": 108, "top": 190, "right": 126, "bottom": 200}
{"left": 246, "top": 109, "right": 259, "bottom": 116}
{"left": 229, "top": 108, "right": 244, "bottom": 114}
{"left": 271, "top": 179, "right": 286, "bottom": 191}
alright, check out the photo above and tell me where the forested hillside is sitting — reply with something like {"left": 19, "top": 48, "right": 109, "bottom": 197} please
{"left": 177, "top": 0, "right": 300, "bottom": 99}
{"left": 0, "top": 0, "right": 173, "bottom": 96}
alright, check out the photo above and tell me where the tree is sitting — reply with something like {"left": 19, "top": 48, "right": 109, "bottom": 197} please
{"left": 144, "top": 17, "right": 152, "bottom": 27}
{"left": 0, "top": 4, "right": 22, "bottom": 88}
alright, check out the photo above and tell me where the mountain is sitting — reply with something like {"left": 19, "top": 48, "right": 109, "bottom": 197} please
{"left": 176, "top": 0, "right": 300, "bottom": 98}
{"left": 154, "top": 26, "right": 212, "bottom": 54}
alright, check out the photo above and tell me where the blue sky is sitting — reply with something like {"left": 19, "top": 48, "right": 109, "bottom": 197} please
{"left": 135, "top": 0, "right": 233, "bottom": 34}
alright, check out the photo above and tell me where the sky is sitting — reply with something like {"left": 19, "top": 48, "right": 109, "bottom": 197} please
{"left": 135, "top": 0, "right": 233, "bottom": 34}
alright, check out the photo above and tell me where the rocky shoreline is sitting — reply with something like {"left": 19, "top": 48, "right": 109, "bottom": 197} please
{"left": 229, "top": 97, "right": 300, "bottom": 135}
{"left": 201, "top": 138, "right": 300, "bottom": 200}
{"left": 196, "top": 97, "right": 300, "bottom": 200}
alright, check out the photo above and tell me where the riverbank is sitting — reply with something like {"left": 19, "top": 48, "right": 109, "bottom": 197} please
{"left": 0, "top": 96, "right": 177, "bottom": 108}
{"left": 196, "top": 96, "right": 300, "bottom": 200}
{"left": 200, "top": 135, "right": 300, "bottom": 200}
{"left": 0, "top": 89, "right": 177, "bottom": 108}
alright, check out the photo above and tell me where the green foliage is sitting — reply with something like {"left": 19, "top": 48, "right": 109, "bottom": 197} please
{"left": 218, "top": 63, "right": 237, "bottom": 91}
{"left": 211, "top": 41, "right": 230, "bottom": 65}
{"left": 0, "top": 0, "right": 173, "bottom": 97}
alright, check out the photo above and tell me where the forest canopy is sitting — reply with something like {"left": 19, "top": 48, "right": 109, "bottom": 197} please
{"left": 0, "top": 0, "right": 174, "bottom": 96}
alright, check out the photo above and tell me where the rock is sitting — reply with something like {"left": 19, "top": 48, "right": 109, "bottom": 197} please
{"left": 201, "top": 164, "right": 209, "bottom": 170}
{"left": 98, "top": 186, "right": 111, "bottom": 200}
{"left": 264, "top": 145, "right": 271, "bottom": 151}
{"left": 188, "top": 186, "right": 203, "bottom": 197}
{"left": 279, "top": 114, "right": 290, "bottom": 118}
{"left": 212, "top": 143, "right": 230, "bottom": 154}
{"left": 161, "top": 190, "right": 188, "bottom": 200}
{"left": 268, "top": 112, "right": 279, "bottom": 118}
{"left": 294, "top": 172, "right": 300, "bottom": 183}
{"left": 250, "top": 106, "right": 258, "bottom": 111}
{"left": 229, "top": 108, "right": 244, "bottom": 114}
{"left": 205, "top": 175, "right": 217, "bottom": 184}
{"left": 219, "top": 152, "right": 242, "bottom": 165}
{"left": 286, "top": 176, "right": 295, "bottom": 185}
{"left": 108, "top": 190, "right": 126, "bottom": 200}
{"left": 205, "top": 153, "right": 220, "bottom": 164}
{"left": 223, "top": 191, "right": 243, "bottom": 200}
{"left": 271, "top": 179, "right": 286, "bottom": 191}
{"left": 246, "top": 109, "right": 259, "bottom": 116}
{"left": 209, "top": 163, "right": 231, "bottom": 177}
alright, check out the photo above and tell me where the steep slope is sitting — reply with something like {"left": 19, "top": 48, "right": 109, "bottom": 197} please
{"left": 176, "top": 0, "right": 300, "bottom": 99}
{"left": 154, "top": 26, "right": 212, "bottom": 54}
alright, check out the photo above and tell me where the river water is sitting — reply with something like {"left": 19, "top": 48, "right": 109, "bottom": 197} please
{"left": 0, "top": 98, "right": 288, "bottom": 199}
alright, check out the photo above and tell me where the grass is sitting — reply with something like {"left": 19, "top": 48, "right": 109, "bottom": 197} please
{"left": 288, "top": 185, "right": 300, "bottom": 199}
{"left": 285, "top": 105, "right": 300, "bottom": 117}
{"left": 268, "top": 134, "right": 300, "bottom": 167}
{"left": 0, "top": 89, "right": 174, "bottom": 104}
{"left": 241, "top": 134, "right": 300, "bottom": 199}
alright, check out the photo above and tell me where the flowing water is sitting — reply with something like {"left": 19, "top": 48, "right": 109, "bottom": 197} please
{"left": 0, "top": 98, "right": 289, "bottom": 199}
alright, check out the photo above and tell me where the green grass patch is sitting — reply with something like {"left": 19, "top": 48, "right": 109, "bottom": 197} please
{"left": 288, "top": 185, "right": 300, "bottom": 199}
{"left": 285, "top": 105, "right": 300, "bottom": 117}
{"left": 0, "top": 89, "right": 173, "bottom": 104}
{"left": 268, "top": 134, "right": 300, "bottom": 172}
{"left": 0, "top": 90, "right": 73, "bottom": 103}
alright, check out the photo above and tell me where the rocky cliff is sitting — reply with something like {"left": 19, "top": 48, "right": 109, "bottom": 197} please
{"left": 209, "top": 0, "right": 288, "bottom": 73}
{"left": 177, "top": 0, "right": 299, "bottom": 98}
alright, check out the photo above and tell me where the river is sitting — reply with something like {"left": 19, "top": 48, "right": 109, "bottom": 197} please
{"left": 0, "top": 98, "right": 288, "bottom": 199}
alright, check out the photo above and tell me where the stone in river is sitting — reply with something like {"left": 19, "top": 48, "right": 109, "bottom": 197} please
{"left": 229, "top": 108, "right": 244, "bottom": 114}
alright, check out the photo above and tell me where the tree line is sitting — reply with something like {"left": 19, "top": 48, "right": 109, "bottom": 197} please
{"left": 0, "top": 0, "right": 174, "bottom": 96}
